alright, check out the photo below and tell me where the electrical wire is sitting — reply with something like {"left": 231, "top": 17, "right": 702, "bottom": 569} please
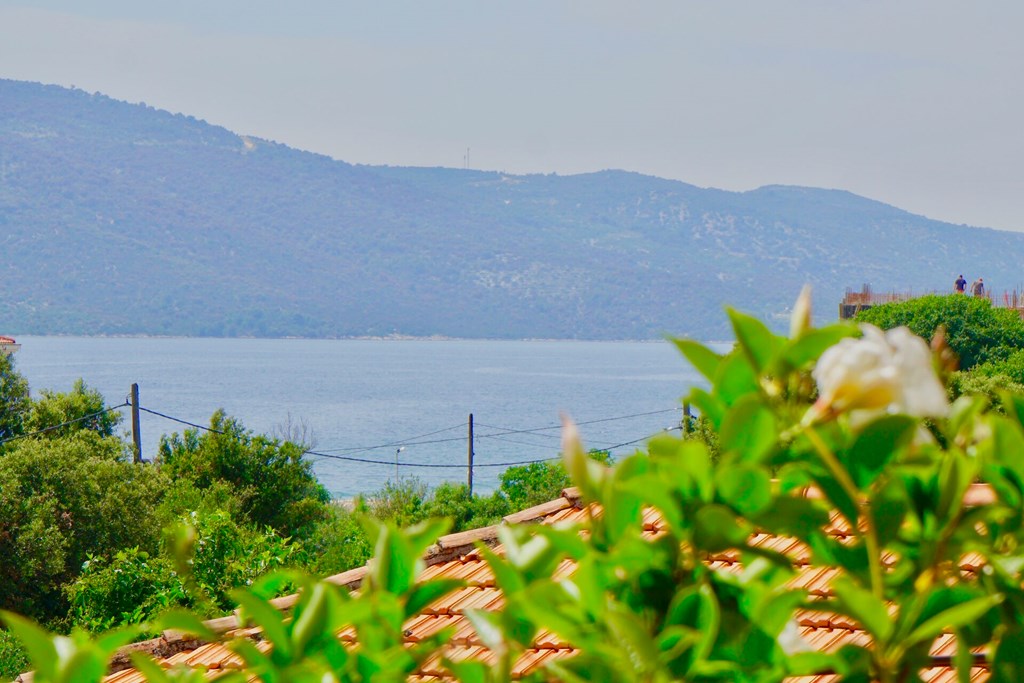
{"left": 474, "top": 407, "right": 681, "bottom": 438}
{"left": 0, "top": 402, "right": 129, "bottom": 445}
{"left": 138, "top": 406, "right": 229, "bottom": 435}
{"left": 137, "top": 404, "right": 680, "bottom": 470}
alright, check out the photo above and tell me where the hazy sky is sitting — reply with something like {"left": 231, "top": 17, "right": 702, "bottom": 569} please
{"left": 2, "top": 1, "right": 1022, "bottom": 231}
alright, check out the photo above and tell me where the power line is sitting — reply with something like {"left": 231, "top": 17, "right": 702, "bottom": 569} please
{"left": 311, "top": 430, "right": 470, "bottom": 455}
{"left": 604, "top": 427, "right": 680, "bottom": 452}
{"left": 474, "top": 407, "right": 681, "bottom": 438}
{"left": 137, "top": 403, "right": 679, "bottom": 470}
{"left": 0, "top": 402, "right": 129, "bottom": 446}
{"left": 138, "top": 406, "right": 229, "bottom": 435}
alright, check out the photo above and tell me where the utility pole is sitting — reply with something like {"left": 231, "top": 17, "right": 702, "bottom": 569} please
{"left": 130, "top": 383, "right": 142, "bottom": 463}
{"left": 467, "top": 413, "right": 474, "bottom": 495}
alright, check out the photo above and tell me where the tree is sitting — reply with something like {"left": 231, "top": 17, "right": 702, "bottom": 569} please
{"left": 0, "top": 434, "right": 166, "bottom": 624}
{"left": 156, "top": 410, "right": 330, "bottom": 535}
{"left": 23, "top": 379, "right": 121, "bottom": 439}
{"left": 0, "top": 352, "right": 29, "bottom": 444}
{"left": 855, "top": 293, "right": 1024, "bottom": 369}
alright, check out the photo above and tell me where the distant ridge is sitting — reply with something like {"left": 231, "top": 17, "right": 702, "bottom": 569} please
{"left": 1, "top": 78, "right": 1021, "bottom": 340}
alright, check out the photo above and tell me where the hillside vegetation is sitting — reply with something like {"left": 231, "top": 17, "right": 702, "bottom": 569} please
{"left": 3, "top": 78, "right": 1023, "bottom": 340}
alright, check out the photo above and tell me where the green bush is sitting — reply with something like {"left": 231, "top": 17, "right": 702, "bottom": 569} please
{"left": 157, "top": 410, "right": 330, "bottom": 535}
{"left": 972, "top": 347, "right": 1024, "bottom": 385}
{"left": 0, "top": 434, "right": 166, "bottom": 625}
{"left": 855, "top": 293, "right": 1024, "bottom": 369}
{"left": 66, "top": 549, "right": 186, "bottom": 633}
{"left": 186, "top": 509, "right": 297, "bottom": 610}
{"left": 23, "top": 379, "right": 121, "bottom": 440}
{"left": 363, "top": 478, "right": 429, "bottom": 528}
{"left": 421, "top": 482, "right": 510, "bottom": 531}
{"left": 296, "top": 505, "right": 373, "bottom": 577}
{"left": 0, "top": 628, "right": 28, "bottom": 682}
{"left": 496, "top": 452, "right": 612, "bottom": 511}
{"left": 0, "top": 352, "right": 29, "bottom": 445}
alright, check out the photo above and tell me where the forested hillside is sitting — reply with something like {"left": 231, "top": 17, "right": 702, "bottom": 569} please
{"left": 2, "top": 78, "right": 1020, "bottom": 340}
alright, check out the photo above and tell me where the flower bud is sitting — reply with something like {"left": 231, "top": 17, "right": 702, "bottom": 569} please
{"left": 790, "top": 284, "right": 813, "bottom": 338}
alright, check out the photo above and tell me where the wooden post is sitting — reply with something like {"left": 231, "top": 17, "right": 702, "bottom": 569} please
{"left": 130, "top": 383, "right": 142, "bottom": 463}
{"left": 467, "top": 413, "right": 474, "bottom": 495}
{"left": 682, "top": 401, "right": 691, "bottom": 436}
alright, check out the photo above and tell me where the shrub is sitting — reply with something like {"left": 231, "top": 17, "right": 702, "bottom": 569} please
{"left": 855, "top": 293, "right": 1024, "bottom": 369}
{"left": 23, "top": 379, "right": 121, "bottom": 440}
{"left": 0, "top": 628, "right": 28, "bottom": 682}
{"left": 364, "top": 478, "right": 429, "bottom": 528}
{"left": 0, "top": 352, "right": 29, "bottom": 445}
{"left": 296, "top": 505, "right": 373, "bottom": 577}
{"left": 0, "top": 434, "right": 166, "bottom": 625}
{"left": 186, "top": 510, "right": 297, "bottom": 610}
{"left": 66, "top": 549, "right": 186, "bottom": 633}
{"left": 421, "top": 482, "right": 510, "bottom": 532}
{"left": 498, "top": 461, "right": 570, "bottom": 510}
{"left": 156, "top": 410, "right": 330, "bottom": 535}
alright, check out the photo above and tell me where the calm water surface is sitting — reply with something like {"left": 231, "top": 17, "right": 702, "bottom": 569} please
{"left": 14, "top": 337, "right": 708, "bottom": 497}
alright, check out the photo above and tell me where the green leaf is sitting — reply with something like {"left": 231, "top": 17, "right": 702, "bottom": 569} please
{"left": 780, "top": 326, "right": 857, "bottom": 370}
{"left": 693, "top": 505, "right": 751, "bottom": 552}
{"left": 648, "top": 435, "right": 712, "bottom": 504}
{"left": 687, "top": 387, "right": 725, "bottom": 430}
{"left": 404, "top": 579, "right": 464, "bottom": 618}
{"left": 154, "top": 609, "right": 221, "bottom": 642}
{"left": 232, "top": 590, "right": 292, "bottom": 661}
{"left": 831, "top": 577, "right": 892, "bottom": 641}
{"left": 720, "top": 396, "right": 776, "bottom": 464}
{"left": 936, "top": 451, "right": 976, "bottom": 524}
{"left": 462, "top": 609, "right": 508, "bottom": 655}
{"left": 289, "top": 582, "right": 330, "bottom": 659}
{"left": 1002, "top": 393, "right": 1024, "bottom": 433}
{"left": 988, "top": 417, "right": 1024, "bottom": 480}
{"left": 806, "top": 468, "right": 858, "bottom": 530}
{"left": 692, "top": 584, "right": 721, "bottom": 666}
{"left": 786, "top": 651, "right": 839, "bottom": 677}
{"left": 478, "top": 543, "right": 526, "bottom": 595}
{"left": 847, "top": 415, "right": 916, "bottom": 489}
{"left": 405, "top": 517, "right": 452, "bottom": 559}
{"left": 904, "top": 594, "right": 1002, "bottom": 650}
{"left": 442, "top": 660, "right": 489, "bottom": 683}
{"left": 993, "top": 626, "right": 1024, "bottom": 683}
{"left": 716, "top": 464, "right": 771, "bottom": 517}
{"left": 0, "top": 611, "right": 58, "bottom": 680}
{"left": 714, "top": 351, "right": 761, "bottom": 406}
{"left": 606, "top": 606, "right": 659, "bottom": 673}
{"left": 728, "top": 308, "right": 783, "bottom": 373}
{"left": 369, "top": 523, "right": 418, "bottom": 595}
{"left": 869, "top": 480, "right": 908, "bottom": 547}
{"left": 603, "top": 453, "right": 647, "bottom": 543}
{"left": 755, "top": 495, "right": 830, "bottom": 539}
{"left": 672, "top": 338, "right": 723, "bottom": 383}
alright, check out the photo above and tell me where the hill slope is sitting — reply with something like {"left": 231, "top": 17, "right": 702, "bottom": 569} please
{"left": 1, "top": 79, "right": 1020, "bottom": 340}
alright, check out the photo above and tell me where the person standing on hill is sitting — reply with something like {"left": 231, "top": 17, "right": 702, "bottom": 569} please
{"left": 971, "top": 278, "right": 986, "bottom": 297}
{"left": 955, "top": 274, "right": 967, "bottom": 293}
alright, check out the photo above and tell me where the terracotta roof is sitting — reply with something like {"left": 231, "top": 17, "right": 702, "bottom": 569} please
{"left": 16, "top": 485, "right": 995, "bottom": 683}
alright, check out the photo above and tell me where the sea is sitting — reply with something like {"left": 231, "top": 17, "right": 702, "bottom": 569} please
{"left": 11, "top": 337, "right": 713, "bottom": 498}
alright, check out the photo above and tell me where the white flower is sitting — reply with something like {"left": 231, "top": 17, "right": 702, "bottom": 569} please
{"left": 777, "top": 618, "right": 813, "bottom": 655}
{"left": 807, "top": 324, "right": 949, "bottom": 424}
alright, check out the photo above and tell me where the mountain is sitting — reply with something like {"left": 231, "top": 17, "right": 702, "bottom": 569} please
{"left": 1, "top": 78, "right": 1020, "bottom": 340}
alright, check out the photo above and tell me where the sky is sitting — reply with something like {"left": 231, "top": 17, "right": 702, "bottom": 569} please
{"left": 2, "top": 1, "right": 1023, "bottom": 231}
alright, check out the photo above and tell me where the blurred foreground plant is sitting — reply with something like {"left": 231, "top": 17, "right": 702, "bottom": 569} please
{"left": 7, "top": 289, "right": 1024, "bottom": 682}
